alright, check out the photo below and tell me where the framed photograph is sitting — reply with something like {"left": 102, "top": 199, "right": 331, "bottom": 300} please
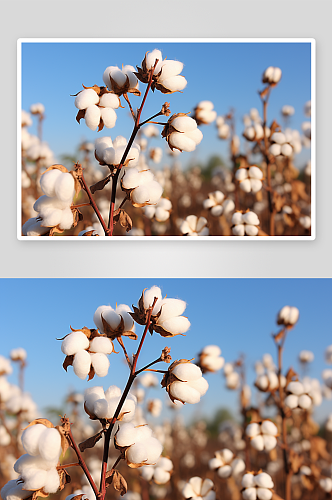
{"left": 18, "top": 39, "right": 315, "bottom": 239}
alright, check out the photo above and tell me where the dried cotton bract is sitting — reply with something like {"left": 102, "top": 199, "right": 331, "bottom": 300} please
{"left": 115, "top": 422, "right": 163, "bottom": 467}
{"left": 180, "top": 215, "right": 209, "bottom": 236}
{"left": 162, "top": 115, "right": 203, "bottom": 153}
{"left": 242, "top": 472, "right": 274, "bottom": 500}
{"left": 246, "top": 421, "right": 278, "bottom": 452}
{"left": 182, "top": 477, "right": 215, "bottom": 500}
{"left": 231, "top": 211, "right": 260, "bottom": 236}
{"left": 235, "top": 166, "right": 264, "bottom": 193}
{"left": 198, "top": 345, "right": 225, "bottom": 373}
{"left": 208, "top": 449, "right": 245, "bottom": 478}
{"left": 161, "top": 360, "right": 209, "bottom": 405}
{"left": 203, "top": 191, "right": 235, "bottom": 217}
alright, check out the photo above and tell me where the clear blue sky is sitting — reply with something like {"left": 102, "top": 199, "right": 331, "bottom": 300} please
{"left": 1, "top": 279, "right": 330, "bottom": 425}
{"left": 20, "top": 40, "right": 312, "bottom": 170}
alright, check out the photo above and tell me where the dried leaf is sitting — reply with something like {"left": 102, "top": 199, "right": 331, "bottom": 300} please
{"left": 63, "top": 354, "right": 76, "bottom": 372}
{"left": 122, "top": 330, "right": 138, "bottom": 340}
{"left": 58, "top": 468, "right": 71, "bottom": 490}
{"left": 87, "top": 365, "right": 95, "bottom": 381}
{"left": 259, "top": 86, "right": 270, "bottom": 99}
{"left": 76, "top": 109, "right": 85, "bottom": 124}
{"left": 289, "top": 449, "right": 303, "bottom": 473}
{"left": 98, "top": 118, "right": 104, "bottom": 132}
{"left": 90, "top": 175, "right": 111, "bottom": 194}
{"left": 105, "top": 470, "right": 127, "bottom": 496}
{"left": 79, "top": 430, "right": 103, "bottom": 452}
{"left": 310, "top": 436, "right": 331, "bottom": 461}
{"left": 23, "top": 418, "right": 54, "bottom": 431}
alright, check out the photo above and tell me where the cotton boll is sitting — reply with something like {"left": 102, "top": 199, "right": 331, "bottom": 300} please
{"left": 239, "top": 179, "right": 251, "bottom": 193}
{"left": 170, "top": 381, "right": 201, "bottom": 404}
{"left": 218, "top": 465, "right": 232, "bottom": 478}
{"left": 59, "top": 208, "right": 74, "bottom": 230}
{"left": 245, "top": 225, "right": 259, "bottom": 236}
{"left": 127, "top": 442, "right": 149, "bottom": 465}
{"left": 104, "top": 385, "right": 122, "bottom": 400}
{"left": 40, "top": 169, "right": 62, "bottom": 198}
{"left": 101, "top": 108, "right": 117, "bottom": 129}
{"left": 159, "top": 316, "right": 190, "bottom": 335}
{"left": 172, "top": 363, "right": 202, "bottom": 382}
{"left": 251, "top": 435, "right": 264, "bottom": 451}
{"left": 186, "top": 128, "right": 203, "bottom": 145}
{"left": 144, "top": 437, "right": 163, "bottom": 464}
{"left": 243, "top": 212, "right": 259, "bottom": 226}
{"left": 99, "top": 93, "right": 120, "bottom": 109}
{"left": 22, "top": 469, "right": 48, "bottom": 490}
{"left": 61, "top": 331, "right": 90, "bottom": 356}
{"left": 34, "top": 195, "right": 69, "bottom": 213}
{"left": 261, "top": 421, "right": 278, "bottom": 436}
{"left": 242, "top": 474, "right": 256, "bottom": 489}
{"left": 147, "top": 181, "right": 163, "bottom": 205}
{"left": 188, "top": 377, "right": 209, "bottom": 396}
{"left": 141, "top": 466, "right": 155, "bottom": 481}
{"left": 232, "top": 458, "right": 245, "bottom": 476}
{"left": 155, "top": 207, "right": 170, "bottom": 221}
{"left": 146, "top": 50, "right": 163, "bottom": 73}
{"left": 169, "top": 132, "right": 196, "bottom": 153}
{"left": 120, "top": 398, "right": 136, "bottom": 422}
{"left": 160, "top": 60, "right": 184, "bottom": 80}
{"left": 54, "top": 173, "right": 75, "bottom": 203}
{"left": 246, "top": 423, "right": 261, "bottom": 438}
{"left": 41, "top": 208, "right": 63, "bottom": 228}
{"left": 154, "top": 468, "right": 171, "bottom": 484}
{"left": 288, "top": 381, "right": 304, "bottom": 395}
{"left": 250, "top": 179, "right": 263, "bottom": 193}
{"left": 281, "top": 143, "right": 293, "bottom": 157}
{"left": 75, "top": 89, "right": 99, "bottom": 110}
{"left": 116, "top": 423, "right": 137, "bottom": 447}
{"left": 269, "top": 143, "right": 281, "bottom": 156}
{"left": 284, "top": 394, "right": 298, "bottom": 409}
{"left": 143, "top": 286, "right": 163, "bottom": 313}
{"left": 235, "top": 169, "right": 248, "bottom": 182}
{"left": 90, "top": 353, "right": 110, "bottom": 377}
{"left": 232, "top": 225, "right": 245, "bottom": 236}
{"left": 263, "top": 435, "right": 277, "bottom": 451}
{"left": 298, "top": 394, "right": 312, "bottom": 409}
{"left": 161, "top": 76, "right": 187, "bottom": 92}
{"left": 93, "top": 398, "right": 109, "bottom": 419}
{"left": 158, "top": 299, "right": 187, "bottom": 322}
{"left": 73, "top": 350, "right": 91, "bottom": 380}
{"left": 242, "top": 488, "right": 257, "bottom": 500}
{"left": 43, "top": 468, "right": 60, "bottom": 493}
{"left": 209, "top": 457, "right": 223, "bottom": 470}
{"left": 255, "top": 473, "right": 274, "bottom": 489}
{"left": 85, "top": 105, "right": 101, "bottom": 131}
{"left": 102, "top": 309, "right": 121, "bottom": 330}
{"left": 132, "top": 186, "right": 150, "bottom": 205}
{"left": 21, "top": 424, "right": 47, "bottom": 456}
{"left": 39, "top": 428, "right": 61, "bottom": 462}
{"left": 210, "top": 206, "right": 223, "bottom": 217}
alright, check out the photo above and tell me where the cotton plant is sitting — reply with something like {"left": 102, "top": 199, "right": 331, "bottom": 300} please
{"left": 246, "top": 420, "right": 279, "bottom": 451}
{"left": 235, "top": 166, "right": 264, "bottom": 193}
{"left": 241, "top": 471, "right": 274, "bottom": 500}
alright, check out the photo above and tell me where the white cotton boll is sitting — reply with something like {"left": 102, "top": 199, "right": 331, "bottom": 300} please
{"left": 205, "top": 356, "right": 224, "bottom": 371}
{"left": 75, "top": 89, "right": 99, "bottom": 110}
{"left": 99, "top": 93, "right": 120, "bottom": 109}
{"left": 154, "top": 468, "right": 170, "bottom": 484}
{"left": 245, "top": 225, "right": 259, "bottom": 236}
{"left": 40, "top": 169, "right": 62, "bottom": 197}
{"left": 257, "top": 489, "right": 272, "bottom": 500}
{"left": 232, "top": 458, "right": 245, "bottom": 476}
{"left": 288, "top": 307, "right": 299, "bottom": 324}
{"left": 102, "top": 308, "right": 121, "bottom": 330}
{"left": 172, "top": 116, "right": 197, "bottom": 133}
{"left": 158, "top": 299, "right": 187, "bottom": 322}
{"left": 34, "top": 195, "right": 67, "bottom": 214}
{"left": 254, "top": 124, "right": 264, "bottom": 139}
{"left": 146, "top": 50, "right": 163, "bottom": 71}
{"left": 132, "top": 186, "right": 150, "bottom": 205}
{"left": 186, "top": 128, "right": 203, "bottom": 145}
{"left": 232, "top": 212, "right": 243, "bottom": 225}
{"left": 160, "top": 60, "right": 184, "bottom": 80}
{"left": 141, "top": 466, "right": 155, "bottom": 481}
{"left": 320, "top": 478, "right": 332, "bottom": 492}
{"left": 23, "top": 469, "right": 48, "bottom": 491}
{"left": 242, "top": 487, "right": 257, "bottom": 500}
{"left": 139, "top": 170, "right": 155, "bottom": 184}
{"left": 281, "top": 143, "right": 293, "bottom": 157}
{"left": 122, "top": 169, "right": 141, "bottom": 189}
{"left": 93, "top": 305, "right": 112, "bottom": 333}
{"left": 219, "top": 449, "right": 233, "bottom": 463}
{"left": 298, "top": 394, "right": 312, "bottom": 409}
{"left": 43, "top": 468, "right": 60, "bottom": 493}
{"left": 288, "top": 381, "right": 304, "bottom": 395}
{"left": 116, "top": 424, "right": 138, "bottom": 447}
{"left": 250, "top": 179, "right": 263, "bottom": 193}
{"left": 255, "top": 473, "right": 273, "bottom": 489}
{"left": 267, "top": 372, "right": 279, "bottom": 390}
{"left": 134, "top": 425, "right": 153, "bottom": 442}
{"left": 39, "top": 428, "right": 61, "bottom": 462}
{"left": 251, "top": 435, "right": 264, "bottom": 451}
{"left": 261, "top": 421, "right": 278, "bottom": 436}
{"left": 269, "top": 143, "right": 281, "bottom": 156}
{"left": 90, "top": 353, "right": 110, "bottom": 377}
{"left": 100, "top": 108, "right": 117, "bottom": 129}
{"left": 89, "top": 337, "right": 113, "bottom": 354}
{"left": 271, "top": 132, "right": 285, "bottom": 145}
{"left": 59, "top": 208, "right": 74, "bottom": 230}
{"left": 120, "top": 398, "right": 136, "bottom": 422}
{"left": 242, "top": 474, "right": 256, "bottom": 489}
{"left": 102, "top": 147, "right": 116, "bottom": 165}
{"left": 54, "top": 173, "right": 75, "bottom": 203}
{"left": 243, "top": 212, "right": 260, "bottom": 226}
{"left": 170, "top": 381, "right": 201, "bottom": 404}
{"left": 169, "top": 132, "right": 196, "bottom": 152}
{"left": 159, "top": 316, "right": 190, "bottom": 335}
{"left": 61, "top": 331, "right": 90, "bottom": 356}
{"left": 209, "top": 457, "right": 223, "bottom": 470}
{"left": 85, "top": 105, "right": 101, "bottom": 131}
{"left": 188, "top": 377, "right": 208, "bottom": 396}
{"left": 144, "top": 206, "right": 156, "bottom": 219}
{"left": 246, "top": 423, "right": 261, "bottom": 438}
{"left": 210, "top": 205, "right": 223, "bottom": 217}
{"left": 102, "top": 66, "right": 117, "bottom": 88}
{"left": 158, "top": 457, "right": 173, "bottom": 471}
{"left": 73, "top": 350, "right": 91, "bottom": 380}
{"left": 196, "top": 217, "right": 208, "bottom": 233}
{"left": 173, "top": 363, "right": 202, "bottom": 382}
{"left": 147, "top": 181, "right": 163, "bottom": 204}
{"left": 155, "top": 207, "right": 170, "bottom": 222}
{"left": 93, "top": 398, "right": 109, "bottom": 419}
{"left": 239, "top": 179, "right": 252, "bottom": 193}
{"left": 249, "top": 166, "right": 263, "bottom": 179}
{"left": 110, "top": 68, "right": 127, "bottom": 87}
{"left": 284, "top": 394, "right": 298, "bottom": 409}
{"left": 21, "top": 424, "right": 47, "bottom": 456}
{"left": 272, "top": 67, "right": 282, "bottom": 83}
{"left": 263, "top": 435, "right": 277, "bottom": 451}
{"left": 144, "top": 437, "right": 163, "bottom": 464}
{"left": 105, "top": 385, "right": 122, "bottom": 400}
{"left": 127, "top": 442, "right": 149, "bottom": 465}
{"left": 232, "top": 224, "right": 245, "bottom": 236}
{"left": 161, "top": 76, "right": 187, "bottom": 92}
{"left": 41, "top": 208, "right": 63, "bottom": 228}
{"left": 218, "top": 465, "right": 232, "bottom": 478}
{"left": 244, "top": 127, "right": 255, "bottom": 140}
{"left": 143, "top": 286, "right": 162, "bottom": 313}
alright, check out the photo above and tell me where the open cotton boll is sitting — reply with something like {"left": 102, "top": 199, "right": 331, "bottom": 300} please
{"left": 242, "top": 474, "right": 256, "bottom": 489}
{"left": 202, "top": 344, "right": 221, "bottom": 356}
{"left": 132, "top": 186, "right": 150, "bottom": 205}
{"left": 21, "top": 424, "right": 48, "bottom": 456}
{"left": 288, "top": 381, "right": 304, "bottom": 395}
{"left": 261, "top": 421, "right": 278, "bottom": 435}
{"left": 93, "top": 398, "right": 109, "bottom": 419}
{"left": 104, "top": 385, "right": 122, "bottom": 400}
{"left": 209, "top": 457, "right": 223, "bottom": 470}
{"left": 85, "top": 105, "right": 101, "bottom": 131}
{"left": 250, "top": 179, "right": 262, "bottom": 193}
{"left": 235, "top": 169, "right": 248, "bottom": 182}
{"left": 217, "top": 465, "right": 232, "bottom": 478}
{"left": 134, "top": 425, "right": 153, "bottom": 442}
{"left": 73, "top": 350, "right": 91, "bottom": 380}
{"left": 263, "top": 435, "right": 277, "bottom": 451}
{"left": 256, "top": 490, "right": 271, "bottom": 500}
{"left": 59, "top": 208, "right": 74, "bottom": 230}
{"left": 143, "top": 286, "right": 163, "bottom": 313}
{"left": 141, "top": 466, "right": 155, "bottom": 481}
{"left": 144, "top": 437, "right": 163, "bottom": 464}
{"left": 155, "top": 207, "right": 170, "bottom": 222}
{"left": 239, "top": 179, "right": 252, "bottom": 193}
{"left": 251, "top": 435, "right": 264, "bottom": 451}
{"left": 41, "top": 209, "right": 63, "bottom": 228}
{"left": 158, "top": 457, "right": 173, "bottom": 471}
{"left": 159, "top": 316, "right": 190, "bottom": 335}
{"left": 38, "top": 428, "right": 61, "bottom": 462}
{"left": 255, "top": 473, "right": 273, "bottom": 489}
{"left": 22, "top": 469, "right": 48, "bottom": 491}
{"left": 54, "top": 173, "right": 75, "bottom": 203}
{"left": 172, "top": 116, "right": 198, "bottom": 133}
{"left": 169, "top": 132, "right": 196, "bottom": 153}
{"left": 298, "top": 394, "right": 312, "bottom": 409}
{"left": 172, "top": 363, "right": 202, "bottom": 382}
{"left": 146, "top": 50, "right": 163, "bottom": 74}
{"left": 116, "top": 304, "right": 135, "bottom": 331}
{"left": 246, "top": 423, "right": 260, "bottom": 438}
{"left": 231, "top": 458, "right": 245, "bottom": 475}
{"left": 40, "top": 169, "right": 62, "bottom": 198}
{"left": 160, "top": 60, "right": 184, "bottom": 80}
{"left": 61, "top": 331, "right": 90, "bottom": 356}
{"left": 127, "top": 442, "right": 149, "bottom": 465}
{"left": 84, "top": 386, "right": 105, "bottom": 404}
{"left": 188, "top": 377, "right": 208, "bottom": 396}
{"left": 170, "top": 381, "right": 201, "bottom": 404}
{"left": 284, "top": 395, "right": 298, "bottom": 409}
{"left": 99, "top": 94, "right": 120, "bottom": 109}
{"left": 154, "top": 468, "right": 171, "bottom": 484}
{"left": 75, "top": 89, "right": 99, "bottom": 110}
{"left": 146, "top": 182, "right": 163, "bottom": 204}
{"left": 93, "top": 305, "right": 112, "bottom": 332}
{"left": 161, "top": 76, "right": 187, "bottom": 92}
{"left": 158, "top": 299, "right": 187, "bottom": 322}
{"left": 102, "top": 308, "right": 121, "bottom": 330}
{"left": 90, "top": 353, "right": 110, "bottom": 377}
{"left": 242, "top": 212, "right": 259, "bottom": 226}
{"left": 185, "top": 128, "right": 203, "bottom": 145}
{"left": 232, "top": 225, "right": 245, "bottom": 236}
{"left": 245, "top": 225, "right": 259, "bottom": 236}
{"left": 116, "top": 423, "right": 137, "bottom": 447}
{"left": 100, "top": 108, "right": 117, "bottom": 129}
{"left": 269, "top": 144, "right": 281, "bottom": 156}
{"left": 43, "top": 468, "right": 60, "bottom": 494}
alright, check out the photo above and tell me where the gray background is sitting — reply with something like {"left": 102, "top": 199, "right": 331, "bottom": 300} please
{"left": 3, "top": 0, "right": 330, "bottom": 278}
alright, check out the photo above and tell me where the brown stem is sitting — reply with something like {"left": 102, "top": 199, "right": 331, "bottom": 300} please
{"left": 79, "top": 170, "right": 109, "bottom": 235}
{"left": 123, "top": 93, "right": 136, "bottom": 120}
{"left": 67, "top": 427, "right": 100, "bottom": 498}
{"left": 107, "top": 61, "right": 158, "bottom": 236}
{"left": 117, "top": 337, "right": 132, "bottom": 368}
{"left": 57, "top": 462, "right": 80, "bottom": 469}
{"left": 261, "top": 88, "right": 275, "bottom": 235}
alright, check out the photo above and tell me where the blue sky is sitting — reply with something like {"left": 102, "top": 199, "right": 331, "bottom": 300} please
{"left": 1, "top": 278, "right": 330, "bottom": 425}
{"left": 20, "top": 40, "right": 312, "bottom": 170}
